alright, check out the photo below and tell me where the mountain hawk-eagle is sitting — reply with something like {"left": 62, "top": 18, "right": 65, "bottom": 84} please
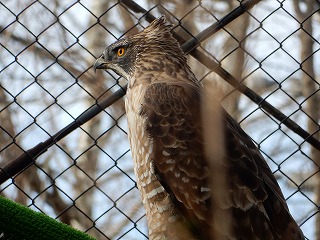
{"left": 94, "top": 16, "right": 304, "bottom": 240}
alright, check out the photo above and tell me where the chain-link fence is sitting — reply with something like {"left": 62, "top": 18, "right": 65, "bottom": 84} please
{"left": 1, "top": 0, "right": 319, "bottom": 239}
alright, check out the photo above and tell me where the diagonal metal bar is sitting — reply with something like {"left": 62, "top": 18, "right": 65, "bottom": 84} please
{"left": 1, "top": 0, "right": 319, "bottom": 185}
{"left": 0, "top": 86, "right": 127, "bottom": 184}
{"left": 122, "top": 0, "right": 320, "bottom": 149}
{"left": 120, "top": 0, "right": 262, "bottom": 52}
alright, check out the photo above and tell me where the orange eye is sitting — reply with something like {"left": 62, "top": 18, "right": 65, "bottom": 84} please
{"left": 117, "top": 47, "right": 125, "bottom": 57}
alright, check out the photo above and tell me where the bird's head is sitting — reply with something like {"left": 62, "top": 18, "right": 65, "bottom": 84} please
{"left": 93, "top": 37, "right": 136, "bottom": 80}
{"left": 93, "top": 16, "right": 186, "bottom": 81}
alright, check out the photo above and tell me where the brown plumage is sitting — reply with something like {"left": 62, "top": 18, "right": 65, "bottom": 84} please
{"left": 93, "top": 17, "right": 304, "bottom": 240}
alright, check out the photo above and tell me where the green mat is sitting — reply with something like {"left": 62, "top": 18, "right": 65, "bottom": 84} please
{"left": 0, "top": 196, "right": 95, "bottom": 240}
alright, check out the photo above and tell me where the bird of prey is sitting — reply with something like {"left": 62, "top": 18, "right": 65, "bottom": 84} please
{"left": 93, "top": 17, "right": 304, "bottom": 240}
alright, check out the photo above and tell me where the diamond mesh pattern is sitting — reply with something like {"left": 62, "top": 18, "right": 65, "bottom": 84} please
{"left": 1, "top": 0, "right": 319, "bottom": 239}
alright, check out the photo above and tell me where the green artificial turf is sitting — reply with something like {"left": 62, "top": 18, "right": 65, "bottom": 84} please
{"left": 0, "top": 196, "right": 95, "bottom": 240}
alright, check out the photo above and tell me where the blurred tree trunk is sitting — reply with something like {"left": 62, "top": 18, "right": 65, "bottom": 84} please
{"left": 0, "top": 87, "right": 20, "bottom": 168}
{"left": 0, "top": 86, "right": 28, "bottom": 203}
{"left": 76, "top": 1, "right": 140, "bottom": 237}
{"left": 294, "top": 1, "right": 320, "bottom": 239}
{"left": 221, "top": 3, "right": 250, "bottom": 121}
{"left": 70, "top": 1, "right": 113, "bottom": 237}
{"left": 0, "top": 80, "right": 44, "bottom": 206}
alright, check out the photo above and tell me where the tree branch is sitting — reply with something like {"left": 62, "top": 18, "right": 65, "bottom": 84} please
{"left": 1, "top": 0, "right": 320, "bottom": 186}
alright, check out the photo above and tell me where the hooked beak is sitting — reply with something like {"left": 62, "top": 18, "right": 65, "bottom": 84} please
{"left": 93, "top": 55, "right": 128, "bottom": 80}
{"left": 93, "top": 56, "right": 108, "bottom": 73}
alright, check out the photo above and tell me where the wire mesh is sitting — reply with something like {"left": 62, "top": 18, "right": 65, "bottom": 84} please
{"left": 0, "top": 0, "right": 319, "bottom": 239}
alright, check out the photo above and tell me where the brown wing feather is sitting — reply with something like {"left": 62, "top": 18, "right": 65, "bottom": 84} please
{"left": 141, "top": 82, "right": 304, "bottom": 240}
{"left": 226, "top": 116, "right": 304, "bottom": 239}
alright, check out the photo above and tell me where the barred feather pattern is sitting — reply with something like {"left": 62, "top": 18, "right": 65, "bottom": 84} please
{"left": 126, "top": 83, "right": 198, "bottom": 240}
{"left": 95, "top": 16, "right": 304, "bottom": 240}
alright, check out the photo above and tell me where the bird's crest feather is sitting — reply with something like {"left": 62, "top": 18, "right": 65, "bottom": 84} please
{"left": 143, "top": 16, "right": 173, "bottom": 36}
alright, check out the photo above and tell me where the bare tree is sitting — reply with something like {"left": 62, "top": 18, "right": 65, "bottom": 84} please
{"left": 294, "top": 1, "right": 320, "bottom": 239}
{"left": 1, "top": 0, "right": 319, "bottom": 239}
